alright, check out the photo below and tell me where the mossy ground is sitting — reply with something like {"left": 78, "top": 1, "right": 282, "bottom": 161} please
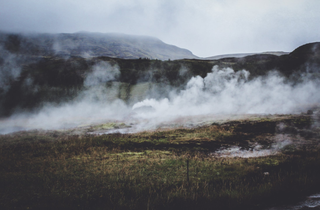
{"left": 0, "top": 114, "right": 319, "bottom": 210}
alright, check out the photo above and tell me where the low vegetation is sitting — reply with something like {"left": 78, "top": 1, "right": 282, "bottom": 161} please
{"left": 1, "top": 114, "right": 320, "bottom": 210}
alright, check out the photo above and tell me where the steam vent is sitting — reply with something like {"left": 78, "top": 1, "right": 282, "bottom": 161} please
{"left": 1, "top": 31, "right": 320, "bottom": 210}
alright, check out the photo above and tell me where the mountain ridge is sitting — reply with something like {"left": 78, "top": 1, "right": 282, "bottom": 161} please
{"left": 203, "top": 51, "right": 289, "bottom": 60}
{"left": 0, "top": 31, "right": 198, "bottom": 60}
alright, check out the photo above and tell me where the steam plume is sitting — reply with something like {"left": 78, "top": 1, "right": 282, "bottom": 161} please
{"left": 1, "top": 65, "right": 320, "bottom": 134}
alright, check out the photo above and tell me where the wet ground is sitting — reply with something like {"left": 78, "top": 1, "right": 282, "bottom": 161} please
{"left": 2, "top": 112, "right": 319, "bottom": 155}
{"left": 266, "top": 193, "right": 320, "bottom": 210}
{"left": 1, "top": 110, "right": 320, "bottom": 209}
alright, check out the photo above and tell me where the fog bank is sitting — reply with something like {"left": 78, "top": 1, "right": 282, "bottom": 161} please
{"left": 1, "top": 64, "right": 319, "bottom": 134}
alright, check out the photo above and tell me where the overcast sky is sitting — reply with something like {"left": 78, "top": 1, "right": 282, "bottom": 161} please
{"left": 0, "top": 0, "right": 319, "bottom": 57}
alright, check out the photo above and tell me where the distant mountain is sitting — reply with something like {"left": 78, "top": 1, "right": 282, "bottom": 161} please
{"left": 0, "top": 32, "right": 198, "bottom": 60}
{"left": 204, "top": 42, "right": 320, "bottom": 78}
{"left": 203, "top": 51, "right": 289, "bottom": 60}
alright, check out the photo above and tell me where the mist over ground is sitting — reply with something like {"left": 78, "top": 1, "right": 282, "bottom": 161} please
{"left": 0, "top": 33, "right": 320, "bottom": 134}
{"left": 1, "top": 62, "right": 320, "bottom": 134}
{"left": 2, "top": 2, "right": 320, "bottom": 210}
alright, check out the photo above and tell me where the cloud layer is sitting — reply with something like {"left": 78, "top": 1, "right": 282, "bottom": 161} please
{"left": 0, "top": 0, "right": 320, "bottom": 56}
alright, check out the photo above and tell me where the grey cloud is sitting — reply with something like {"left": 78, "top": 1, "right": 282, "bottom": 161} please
{"left": 0, "top": 0, "right": 320, "bottom": 56}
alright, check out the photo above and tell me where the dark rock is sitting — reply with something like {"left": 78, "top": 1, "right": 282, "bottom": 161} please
{"left": 307, "top": 110, "right": 313, "bottom": 115}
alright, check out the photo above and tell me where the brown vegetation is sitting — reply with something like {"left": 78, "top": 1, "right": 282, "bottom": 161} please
{"left": 1, "top": 114, "right": 320, "bottom": 210}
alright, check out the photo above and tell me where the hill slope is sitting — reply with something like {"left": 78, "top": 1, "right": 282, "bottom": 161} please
{"left": 0, "top": 32, "right": 197, "bottom": 60}
{"left": 1, "top": 39, "right": 320, "bottom": 117}
{"left": 204, "top": 51, "right": 289, "bottom": 60}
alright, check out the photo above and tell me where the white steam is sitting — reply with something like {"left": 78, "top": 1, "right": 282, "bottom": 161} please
{"left": 0, "top": 61, "right": 129, "bottom": 134}
{"left": 213, "top": 135, "right": 292, "bottom": 158}
{"left": 133, "top": 66, "right": 320, "bottom": 119}
{"left": 1, "top": 64, "right": 320, "bottom": 134}
{"left": 84, "top": 61, "right": 120, "bottom": 87}
{"left": 0, "top": 46, "right": 22, "bottom": 92}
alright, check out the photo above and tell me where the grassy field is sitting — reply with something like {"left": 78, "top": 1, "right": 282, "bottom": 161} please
{"left": 1, "top": 114, "right": 320, "bottom": 210}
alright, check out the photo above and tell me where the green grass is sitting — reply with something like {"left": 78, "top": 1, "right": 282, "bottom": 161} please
{"left": 0, "top": 115, "right": 320, "bottom": 210}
